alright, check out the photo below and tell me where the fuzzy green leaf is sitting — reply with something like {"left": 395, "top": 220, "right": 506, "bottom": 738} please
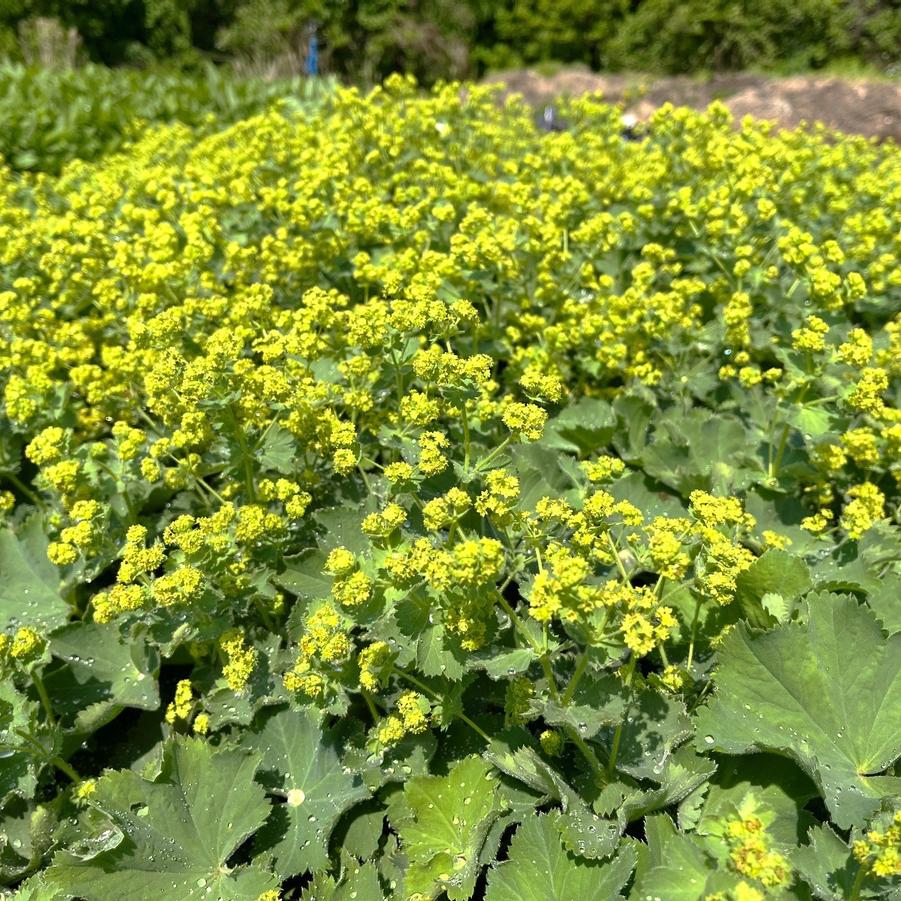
{"left": 695, "top": 595, "right": 901, "bottom": 829}
{"left": 485, "top": 813, "right": 635, "bottom": 901}
{"left": 44, "top": 622, "right": 159, "bottom": 732}
{"left": 793, "top": 824, "right": 892, "bottom": 900}
{"left": 240, "top": 706, "right": 369, "bottom": 879}
{"left": 300, "top": 859, "right": 386, "bottom": 900}
{"left": 390, "top": 756, "right": 505, "bottom": 901}
{"left": 45, "top": 737, "right": 276, "bottom": 900}
{"left": 0, "top": 683, "right": 42, "bottom": 802}
{"left": 0, "top": 517, "right": 68, "bottom": 633}
{"left": 258, "top": 423, "right": 297, "bottom": 475}
{"left": 416, "top": 622, "right": 466, "bottom": 680}
{"left": 735, "top": 549, "right": 811, "bottom": 627}
{"left": 631, "top": 814, "right": 718, "bottom": 900}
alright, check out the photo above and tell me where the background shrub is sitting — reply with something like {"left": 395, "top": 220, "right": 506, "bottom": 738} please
{"left": 0, "top": 62, "right": 334, "bottom": 174}
{"left": 0, "top": 0, "right": 898, "bottom": 79}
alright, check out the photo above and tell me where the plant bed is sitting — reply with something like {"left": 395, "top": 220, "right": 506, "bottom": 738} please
{"left": 0, "top": 77, "right": 899, "bottom": 899}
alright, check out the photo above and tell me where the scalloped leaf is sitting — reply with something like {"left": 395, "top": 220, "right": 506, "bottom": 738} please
{"left": 793, "top": 824, "right": 895, "bottom": 900}
{"left": 0, "top": 517, "right": 68, "bottom": 634}
{"left": 45, "top": 737, "right": 276, "bottom": 900}
{"left": 695, "top": 594, "right": 901, "bottom": 829}
{"left": 44, "top": 622, "right": 159, "bottom": 733}
{"left": 389, "top": 756, "right": 505, "bottom": 901}
{"left": 240, "top": 706, "right": 369, "bottom": 879}
{"left": 485, "top": 813, "right": 635, "bottom": 901}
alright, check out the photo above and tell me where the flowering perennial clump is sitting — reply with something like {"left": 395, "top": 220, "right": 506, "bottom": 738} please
{"left": 0, "top": 76, "right": 898, "bottom": 899}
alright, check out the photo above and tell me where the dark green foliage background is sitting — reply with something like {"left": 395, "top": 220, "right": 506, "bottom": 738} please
{"left": 0, "top": 62, "right": 334, "bottom": 174}
{"left": 0, "top": 0, "right": 898, "bottom": 81}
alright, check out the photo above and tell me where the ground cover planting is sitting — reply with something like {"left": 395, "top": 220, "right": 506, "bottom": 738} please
{"left": 0, "top": 63, "right": 335, "bottom": 175}
{"left": 0, "top": 76, "right": 900, "bottom": 899}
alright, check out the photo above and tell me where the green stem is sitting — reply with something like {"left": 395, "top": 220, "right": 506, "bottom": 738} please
{"left": 361, "top": 690, "right": 380, "bottom": 724}
{"left": 495, "top": 590, "right": 560, "bottom": 702}
{"left": 193, "top": 473, "right": 227, "bottom": 506}
{"left": 2, "top": 471, "right": 44, "bottom": 508}
{"left": 458, "top": 712, "right": 493, "bottom": 744}
{"left": 686, "top": 596, "right": 702, "bottom": 670}
{"left": 562, "top": 648, "right": 590, "bottom": 706}
{"left": 566, "top": 727, "right": 604, "bottom": 780}
{"left": 539, "top": 654, "right": 560, "bottom": 704}
{"left": 474, "top": 435, "right": 512, "bottom": 473}
{"left": 769, "top": 423, "right": 791, "bottom": 479}
{"left": 228, "top": 405, "right": 256, "bottom": 501}
{"left": 388, "top": 346, "right": 405, "bottom": 405}
{"left": 51, "top": 756, "right": 81, "bottom": 784}
{"left": 461, "top": 402, "right": 472, "bottom": 470}
{"left": 606, "top": 656, "right": 637, "bottom": 779}
{"left": 394, "top": 668, "right": 492, "bottom": 744}
{"left": 252, "top": 595, "right": 277, "bottom": 632}
{"left": 496, "top": 592, "right": 538, "bottom": 653}
{"left": 32, "top": 672, "right": 55, "bottom": 726}
{"left": 356, "top": 462, "right": 373, "bottom": 494}
{"left": 849, "top": 862, "right": 868, "bottom": 901}
{"left": 606, "top": 531, "right": 631, "bottom": 583}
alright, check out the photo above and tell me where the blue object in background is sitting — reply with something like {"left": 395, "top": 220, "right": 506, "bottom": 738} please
{"left": 304, "top": 26, "right": 319, "bottom": 77}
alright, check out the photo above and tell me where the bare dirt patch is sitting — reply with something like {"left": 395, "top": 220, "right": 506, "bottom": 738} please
{"left": 484, "top": 66, "right": 901, "bottom": 142}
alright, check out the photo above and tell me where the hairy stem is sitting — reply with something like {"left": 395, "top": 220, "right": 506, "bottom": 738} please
{"left": 687, "top": 596, "right": 702, "bottom": 670}
{"left": 606, "top": 655, "right": 637, "bottom": 779}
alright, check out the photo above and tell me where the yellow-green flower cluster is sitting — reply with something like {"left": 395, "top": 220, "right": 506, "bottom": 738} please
{"left": 0, "top": 82, "right": 897, "bottom": 878}
{"left": 219, "top": 629, "right": 256, "bottom": 693}
{"left": 840, "top": 482, "right": 886, "bottom": 540}
{"left": 284, "top": 603, "right": 351, "bottom": 698}
{"left": 852, "top": 810, "right": 901, "bottom": 878}
{"left": 377, "top": 691, "right": 430, "bottom": 745}
{"left": 723, "top": 814, "right": 791, "bottom": 888}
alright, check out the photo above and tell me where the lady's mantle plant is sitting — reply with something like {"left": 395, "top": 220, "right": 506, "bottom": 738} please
{"left": 0, "top": 75, "right": 899, "bottom": 899}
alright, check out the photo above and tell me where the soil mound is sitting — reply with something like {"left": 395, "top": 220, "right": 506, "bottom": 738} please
{"left": 484, "top": 66, "right": 901, "bottom": 141}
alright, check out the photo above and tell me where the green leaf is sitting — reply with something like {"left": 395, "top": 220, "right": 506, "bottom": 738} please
{"left": 338, "top": 803, "right": 386, "bottom": 860}
{"left": 760, "top": 592, "right": 791, "bottom": 623}
{"left": 640, "top": 411, "right": 761, "bottom": 495}
{"left": 554, "top": 807, "right": 621, "bottom": 861}
{"left": 734, "top": 549, "right": 811, "bottom": 628}
{"left": 612, "top": 394, "right": 655, "bottom": 462}
{"left": 390, "top": 756, "right": 505, "bottom": 901}
{"left": 694, "top": 753, "right": 817, "bottom": 848}
{"left": 486, "top": 744, "right": 580, "bottom": 807}
{"left": 484, "top": 813, "right": 635, "bottom": 900}
{"left": 44, "top": 622, "right": 159, "bottom": 732}
{"left": 240, "top": 706, "right": 369, "bottom": 879}
{"left": 793, "top": 824, "right": 892, "bottom": 900}
{"left": 695, "top": 595, "right": 901, "bottom": 829}
{"left": 45, "top": 737, "right": 276, "bottom": 900}
{"left": 788, "top": 403, "right": 835, "bottom": 437}
{"left": 614, "top": 746, "right": 716, "bottom": 826}
{"left": 0, "top": 517, "right": 69, "bottom": 633}
{"left": 511, "top": 444, "right": 578, "bottom": 510}
{"left": 258, "top": 423, "right": 296, "bottom": 475}
{"left": 630, "top": 814, "right": 716, "bottom": 900}
{"left": 315, "top": 507, "right": 371, "bottom": 555}
{"left": 541, "top": 398, "right": 616, "bottom": 455}
{"left": 602, "top": 689, "right": 692, "bottom": 781}
{"left": 0, "top": 683, "right": 41, "bottom": 802}
{"left": 300, "top": 859, "right": 386, "bottom": 900}
{"left": 416, "top": 622, "right": 466, "bottom": 680}
{"left": 864, "top": 572, "right": 901, "bottom": 635}
{"left": 470, "top": 647, "right": 536, "bottom": 680}
{"left": 8, "top": 874, "right": 65, "bottom": 900}
{"left": 608, "top": 471, "right": 685, "bottom": 522}
{"left": 276, "top": 549, "right": 333, "bottom": 600}
{"left": 542, "top": 673, "right": 628, "bottom": 739}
